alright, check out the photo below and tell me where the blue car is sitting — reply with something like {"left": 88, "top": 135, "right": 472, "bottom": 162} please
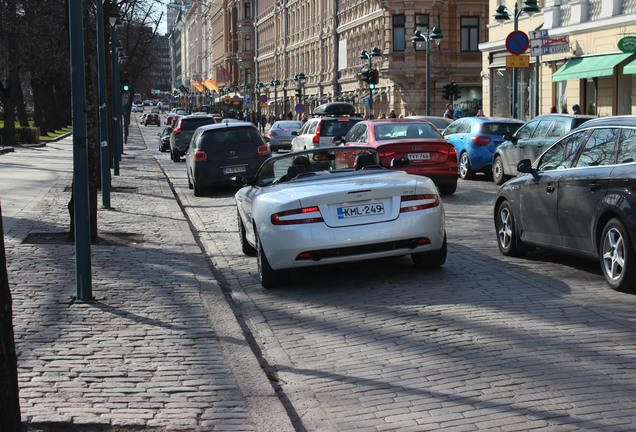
{"left": 442, "top": 117, "right": 524, "bottom": 180}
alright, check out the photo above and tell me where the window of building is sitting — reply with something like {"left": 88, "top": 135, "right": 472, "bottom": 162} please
{"left": 244, "top": 2, "right": 251, "bottom": 19}
{"left": 415, "top": 14, "right": 430, "bottom": 51}
{"left": 245, "top": 34, "right": 252, "bottom": 51}
{"left": 393, "top": 15, "right": 406, "bottom": 52}
{"left": 461, "top": 17, "right": 479, "bottom": 52}
{"left": 245, "top": 68, "right": 252, "bottom": 85}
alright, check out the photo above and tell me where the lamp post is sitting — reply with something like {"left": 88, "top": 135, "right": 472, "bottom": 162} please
{"left": 411, "top": 28, "right": 444, "bottom": 116}
{"left": 293, "top": 73, "right": 306, "bottom": 120}
{"left": 96, "top": 0, "right": 111, "bottom": 208}
{"left": 494, "top": 0, "right": 541, "bottom": 118}
{"left": 255, "top": 82, "right": 265, "bottom": 131}
{"left": 109, "top": 3, "right": 122, "bottom": 176}
{"left": 270, "top": 79, "right": 280, "bottom": 119}
{"left": 359, "top": 48, "right": 382, "bottom": 118}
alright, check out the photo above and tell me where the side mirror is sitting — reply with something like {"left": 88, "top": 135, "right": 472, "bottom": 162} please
{"left": 391, "top": 157, "right": 410, "bottom": 168}
{"left": 263, "top": 136, "right": 270, "bottom": 143}
{"left": 517, "top": 159, "right": 534, "bottom": 174}
{"left": 291, "top": 131, "right": 299, "bottom": 136}
{"left": 504, "top": 133, "right": 518, "bottom": 143}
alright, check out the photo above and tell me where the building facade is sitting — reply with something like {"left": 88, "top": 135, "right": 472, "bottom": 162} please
{"left": 481, "top": 0, "right": 636, "bottom": 120}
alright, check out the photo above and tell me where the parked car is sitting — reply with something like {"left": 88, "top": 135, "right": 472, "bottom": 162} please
{"left": 494, "top": 115, "right": 636, "bottom": 292}
{"left": 405, "top": 115, "right": 453, "bottom": 133}
{"left": 140, "top": 113, "right": 148, "bottom": 123}
{"left": 336, "top": 118, "right": 459, "bottom": 195}
{"left": 158, "top": 126, "right": 172, "bottom": 152}
{"left": 185, "top": 121, "right": 270, "bottom": 196}
{"left": 492, "top": 114, "right": 596, "bottom": 184}
{"left": 170, "top": 114, "right": 217, "bottom": 162}
{"left": 165, "top": 112, "right": 177, "bottom": 125}
{"left": 290, "top": 103, "right": 362, "bottom": 151}
{"left": 267, "top": 120, "right": 302, "bottom": 152}
{"left": 144, "top": 113, "right": 161, "bottom": 126}
{"left": 234, "top": 146, "right": 447, "bottom": 288}
{"left": 443, "top": 117, "right": 524, "bottom": 180}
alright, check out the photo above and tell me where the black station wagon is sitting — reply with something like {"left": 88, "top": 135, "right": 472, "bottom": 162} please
{"left": 494, "top": 116, "right": 636, "bottom": 292}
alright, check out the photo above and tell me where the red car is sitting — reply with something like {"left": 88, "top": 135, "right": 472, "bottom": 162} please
{"left": 337, "top": 119, "right": 458, "bottom": 195}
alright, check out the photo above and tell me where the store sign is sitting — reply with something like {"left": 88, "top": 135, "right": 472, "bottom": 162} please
{"left": 619, "top": 36, "right": 636, "bottom": 53}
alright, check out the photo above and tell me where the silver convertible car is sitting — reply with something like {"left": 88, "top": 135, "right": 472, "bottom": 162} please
{"left": 234, "top": 146, "right": 447, "bottom": 288}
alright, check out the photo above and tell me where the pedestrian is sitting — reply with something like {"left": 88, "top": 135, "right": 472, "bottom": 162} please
{"left": 475, "top": 109, "right": 485, "bottom": 117}
{"left": 443, "top": 103, "right": 453, "bottom": 119}
{"left": 410, "top": 108, "right": 416, "bottom": 116}
{"left": 572, "top": 104, "right": 582, "bottom": 114}
{"left": 380, "top": 113, "right": 386, "bottom": 119}
{"left": 452, "top": 104, "right": 461, "bottom": 120}
{"left": 550, "top": 105, "right": 557, "bottom": 113}
{"left": 389, "top": 110, "right": 396, "bottom": 118}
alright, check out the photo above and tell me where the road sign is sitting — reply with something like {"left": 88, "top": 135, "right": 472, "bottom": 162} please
{"left": 529, "top": 29, "right": 549, "bottom": 40}
{"left": 259, "top": 94, "right": 268, "bottom": 104}
{"left": 506, "top": 55, "right": 530, "bottom": 68}
{"left": 244, "top": 95, "right": 251, "bottom": 109}
{"left": 295, "top": 103, "right": 305, "bottom": 114}
{"left": 506, "top": 31, "right": 529, "bottom": 55}
{"left": 530, "top": 43, "right": 570, "bottom": 57}
{"left": 362, "top": 97, "right": 370, "bottom": 107}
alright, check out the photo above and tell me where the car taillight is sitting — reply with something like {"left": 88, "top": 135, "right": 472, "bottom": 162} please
{"left": 269, "top": 130, "right": 277, "bottom": 136}
{"left": 271, "top": 206, "right": 324, "bottom": 225}
{"left": 472, "top": 136, "right": 491, "bottom": 146}
{"left": 312, "top": 122, "right": 322, "bottom": 144}
{"left": 400, "top": 195, "right": 439, "bottom": 212}
{"left": 193, "top": 150, "right": 207, "bottom": 162}
{"left": 379, "top": 152, "right": 397, "bottom": 158}
{"left": 258, "top": 145, "right": 270, "bottom": 155}
{"left": 173, "top": 127, "right": 181, "bottom": 135}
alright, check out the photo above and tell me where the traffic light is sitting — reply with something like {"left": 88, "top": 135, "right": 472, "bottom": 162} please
{"left": 453, "top": 83, "right": 462, "bottom": 100}
{"left": 295, "top": 88, "right": 302, "bottom": 99}
{"left": 360, "top": 70, "right": 369, "bottom": 83}
{"left": 368, "top": 69, "right": 378, "bottom": 89}
{"left": 442, "top": 84, "right": 451, "bottom": 100}
{"left": 121, "top": 71, "right": 130, "bottom": 92}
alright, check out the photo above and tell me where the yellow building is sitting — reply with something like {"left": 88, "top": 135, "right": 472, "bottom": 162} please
{"left": 481, "top": 0, "right": 636, "bottom": 120}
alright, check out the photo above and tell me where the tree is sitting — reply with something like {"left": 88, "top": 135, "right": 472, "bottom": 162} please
{"left": 0, "top": 202, "right": 21, "bottom": 430}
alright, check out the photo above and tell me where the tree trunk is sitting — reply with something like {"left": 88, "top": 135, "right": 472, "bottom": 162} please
{"left": 0, "top": 202, "right": 22, "bottom": 431}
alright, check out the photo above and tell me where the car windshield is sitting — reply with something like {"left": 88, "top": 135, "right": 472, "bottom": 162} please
{"left": 253, "top": 147, "right": 379, "bottom": 187}
{"left": 479, "top": 123, "right": 522, "bottom": 135}
{"left": 181, "top": 118, "right": 215, "bottom": 130}
{"left": 320, "top": 119, "right": 361, "bottom": 136}
{"left": 273, "top": 121, "right": 301, "bottom": 130}
{"left": 374, "top": 122, "right": 442, "bottom": 140}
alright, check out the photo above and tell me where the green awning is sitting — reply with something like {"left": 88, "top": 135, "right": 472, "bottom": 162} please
{"left": 552, "top": 53, "right": 633, "bottom": 82}
{"left": 624, "top": 59, "right": 636, "bottom": 74}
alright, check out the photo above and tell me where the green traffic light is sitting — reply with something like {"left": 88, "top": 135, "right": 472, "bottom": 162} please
{"left": 369, "top": 83, "right": 375, "bottom": 90}
{"left": 123, "top": 85, "right": 130, "bottom": 91}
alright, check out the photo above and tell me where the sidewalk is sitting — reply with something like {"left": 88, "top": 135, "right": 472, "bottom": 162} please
{"left": 6, "top": 124, "right": 294, "bottom": 431}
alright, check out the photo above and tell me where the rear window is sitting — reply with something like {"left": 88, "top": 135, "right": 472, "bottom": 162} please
{"left": 181, "top": 117, "right": 216, "bottom": 131}
{"left": 199, "top": 127, "right": 263, "bottom": 153}
{"left": 273, "top": 121, "right": 302, "bottom": 129}
{"left": 479, "top": 123, "right": 521, "bottom": 135}
{"left": 374, "top": 123, "right": 442, "bottom": 140}
{"left": 319, "top": 119, "right": 361, "bottom": 136}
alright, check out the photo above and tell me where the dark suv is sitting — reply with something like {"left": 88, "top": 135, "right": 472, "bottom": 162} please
{"left": 144, "top": 113, "right": 161, "bottom": 126}
{"left": 185, "top": 122, "right": 271, "bottom": 196}
{"left": 170, "top": 114, "right": 217, "bottom": 162}
{"left": 492, "top": 114, "right": 595, "bottom": 184}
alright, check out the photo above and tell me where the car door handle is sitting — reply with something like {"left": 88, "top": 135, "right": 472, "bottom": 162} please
{"left": 545, "top": 184, "right": 555, "bottom": 193}
{"left": 588, "top": 182, "right": 601, "bottom": 191}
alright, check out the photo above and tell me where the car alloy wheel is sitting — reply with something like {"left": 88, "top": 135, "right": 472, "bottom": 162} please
{"left": 601, "top": 218, "right": 636, "bottom": 292}
{"left": 492, "top": 156, "right": 507, "bottom": 185}
{"left": 459, "top": 152, "right": 475, "bottom": 180}
{"left": 496, "top": 201, "right": 526, "bottom": 257}
{"left": 256, "top": 232, "right": 279, "bottom": 289}
{"left": 238, "top": 211, "right": 256, "bottom": 256}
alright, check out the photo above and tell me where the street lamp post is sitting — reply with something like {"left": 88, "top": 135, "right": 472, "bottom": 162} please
{"left": 359, "top": 48, "right": 382, "bottom": 118}
{"left": 494, "top": 0, "right": 541, "bottom": 118}
{"left": 255, "top": 82, "right": 265, "bottom": 131}
{"left": 96, "top": 0, "right": 111, "bottom": 208}
{"left": 294, "top": 73, "right": 306, "bottom": 120}
{"left": 411, "top": 28, "right": 444, "bottom": 116}
{"left": 270, "top": 79, "right": 280, "bottom": 119}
